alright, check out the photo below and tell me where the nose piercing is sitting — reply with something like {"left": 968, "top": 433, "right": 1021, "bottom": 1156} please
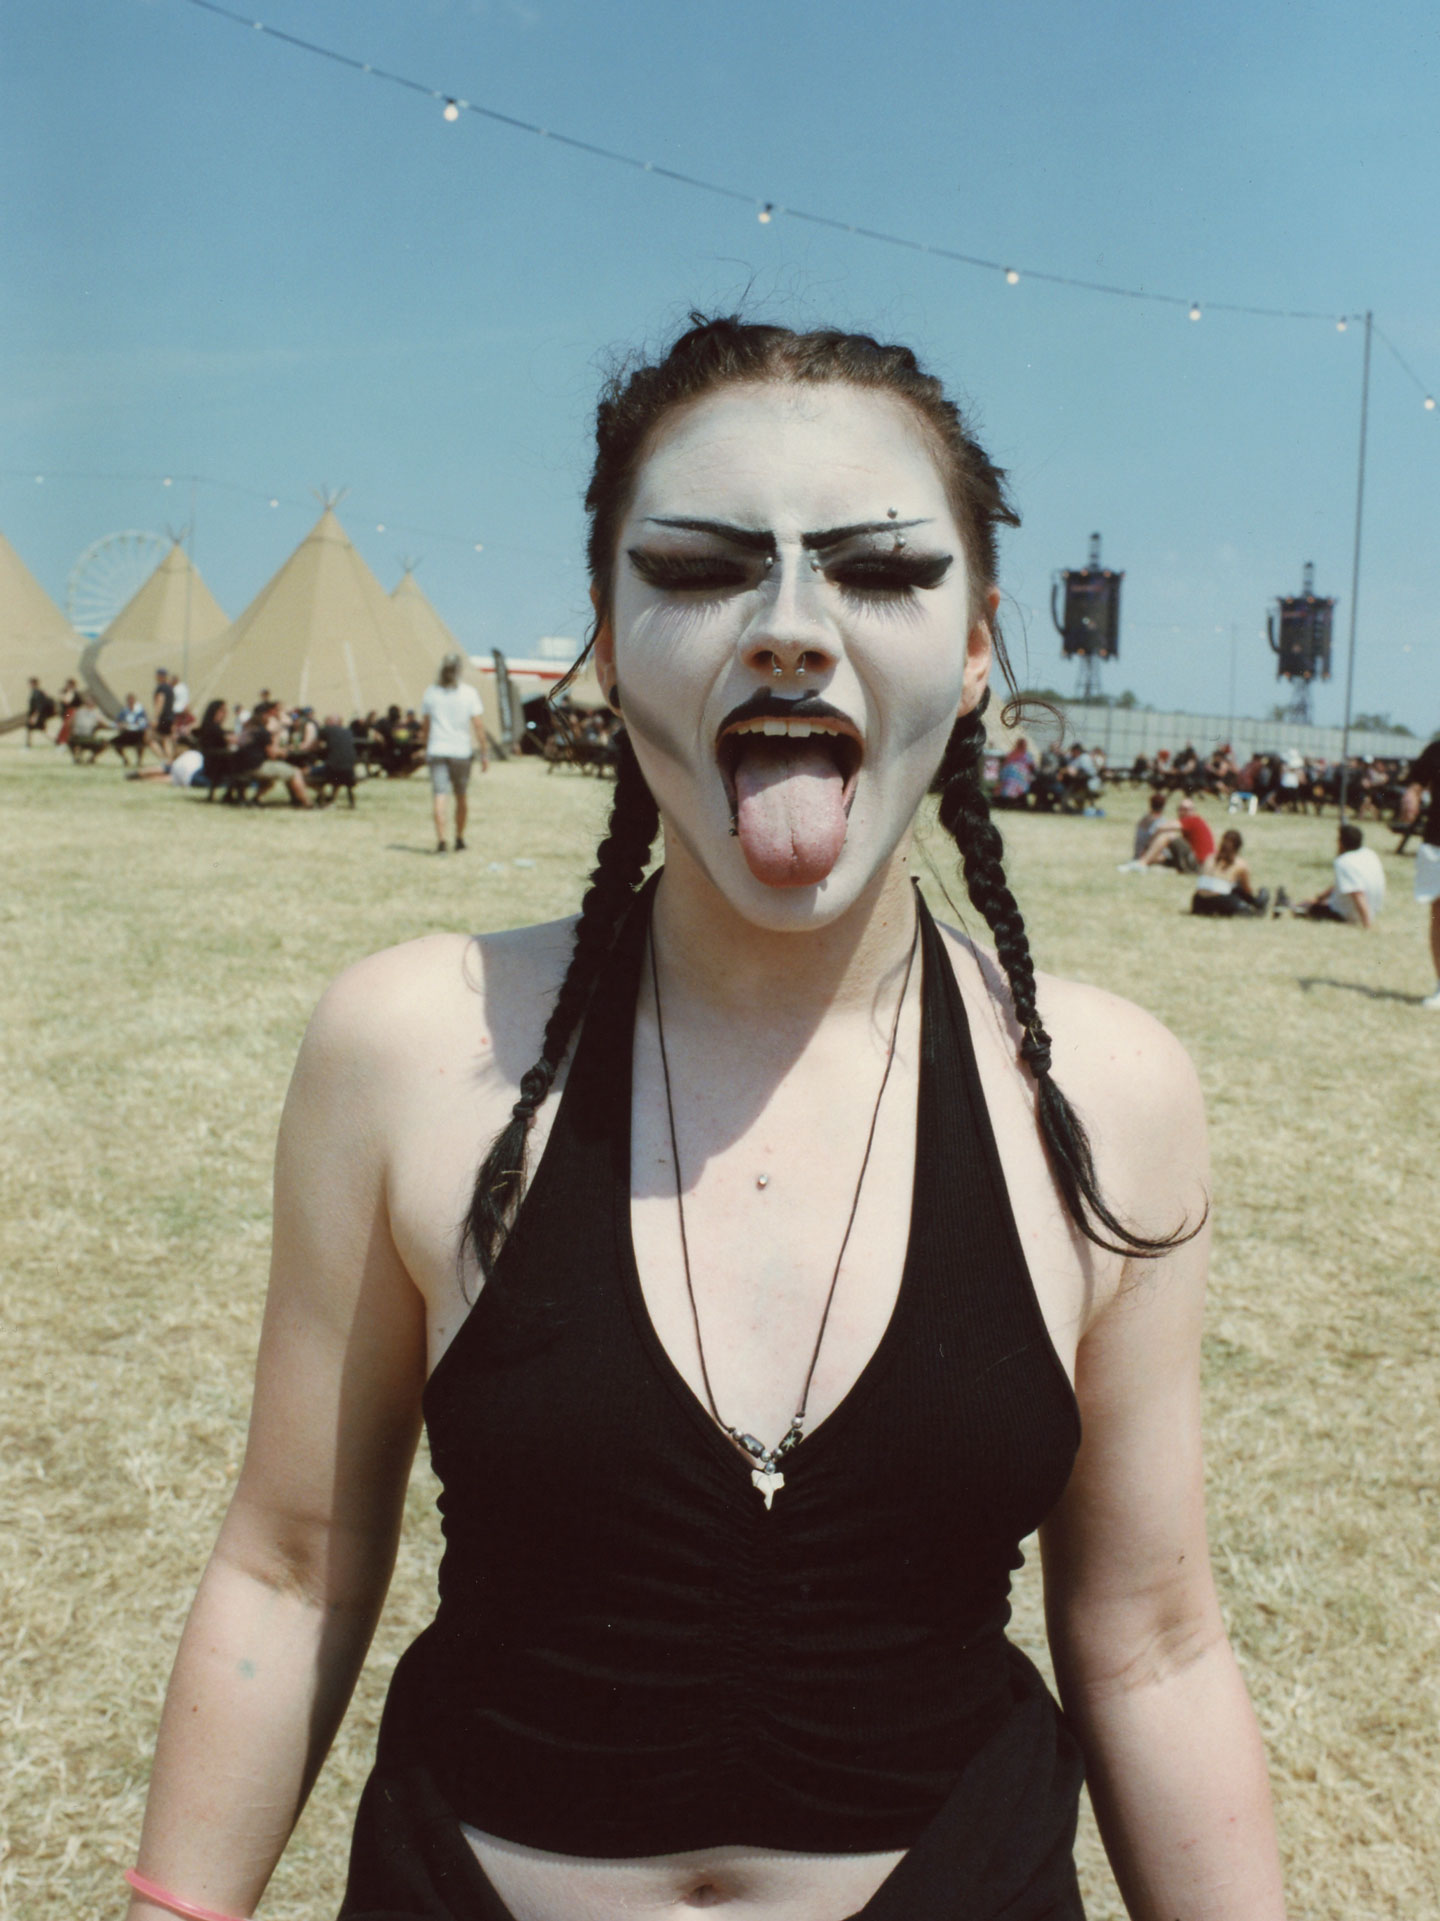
{"left": 772, "top": 661, "right": 783, "bottom": 677}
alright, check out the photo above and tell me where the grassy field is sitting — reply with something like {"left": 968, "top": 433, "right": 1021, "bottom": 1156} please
{"left": 1, "top": 738, "right": 1436, "bottom": 1921}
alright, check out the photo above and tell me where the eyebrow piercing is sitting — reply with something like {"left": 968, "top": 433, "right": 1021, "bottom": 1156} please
{"left": 886, "top": 508, "right": 898, "bottom": 518}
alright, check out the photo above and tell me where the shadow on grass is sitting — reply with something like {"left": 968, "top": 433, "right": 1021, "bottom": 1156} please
{"left": 1297, "top": 976, "right": 1425, "bottom": 1006}
{"left": 385, "top": 841, "right": 449, "bottom": 857}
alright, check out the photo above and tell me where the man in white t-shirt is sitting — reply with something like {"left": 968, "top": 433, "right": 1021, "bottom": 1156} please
{"left": 1292, "top": 822, "right": 1386, "bottom": 928}
{"left": 419, "top": 654, "right": 487, "bottom": 854}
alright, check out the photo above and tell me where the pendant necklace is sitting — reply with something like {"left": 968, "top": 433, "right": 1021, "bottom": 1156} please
{"left": 647, "top": 910, "right": 919, "bottom": 1510}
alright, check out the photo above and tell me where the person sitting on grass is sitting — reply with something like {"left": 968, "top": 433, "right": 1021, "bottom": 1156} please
{"left": 1120, "top": 796, "right": 1214, "bottom": 874}
{"left": 67, "top": 693, "right": 116, "bottom": 761}
{"left": 993, "top": 735, "right": 1035, "bottom": 806}
{"left": 1287, "top": 821, "right": 1385, "bottom": 927}
{"left": 112, "top": 692, "right": 151, "bottom": 766}
{"left": 25, "top": 677, "right": 56, "bottom": 746}
{"left": 1124, "top": 790, "right": 1169, "bottom": 866}
{"left": 1190, "top": 830, "right": 1270, "bottom": 917}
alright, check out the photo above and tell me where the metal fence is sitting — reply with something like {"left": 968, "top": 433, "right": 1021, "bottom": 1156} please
{"left": 996, "top": 701, "right": 1421, "bottom": 766}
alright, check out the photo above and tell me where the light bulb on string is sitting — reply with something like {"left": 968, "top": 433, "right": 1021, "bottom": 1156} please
{"left": 473, "top": 542, "right": 484, "bottom": 552}
{"left": 269, "top": 498, "right": 279, "bottom": 508}
{"left": 163, "top": 475, "right": 173, "bottom": 487}
{"left": 443, "top": 98, "right": 460, "bottom": 121}
{"left": 376, "top": 523, "right": 386, "bottom": 534}
{"left": 1336, "top": 318, "right": 1348, "bottom": 332}
{"left": 757, "top": 202, "right": 774, "bottom": 224}
{"left": 1188, "top": 303, "right": 1202, "bottom": 322}
{"left": 1426, "top": 396, "right": 1437, "bottom": 412}
{"left": 34, "top": 474, "right": 43, "bottom": 484}
{"left": 1005, "top": 268, "right": 1020, "bottom": 285}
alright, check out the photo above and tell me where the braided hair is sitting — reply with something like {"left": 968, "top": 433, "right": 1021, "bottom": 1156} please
{"left": 469, "top": 312, "right": 1186, "bottom": 1276}
{"left": 467, "top": 734, "right": 658, "bottom": 1279}
{"left": 933, "top": 695, "right": 1193, "bottom": 1257}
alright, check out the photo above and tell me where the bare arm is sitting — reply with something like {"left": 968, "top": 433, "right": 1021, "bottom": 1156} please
{"left": 1041, "top": 1027, "right": 1286, "bottom": 1919}
{"left": 472, "top": 707, "right": 489, "bottom": 770}
{"left": 126, "top": 966, "right": 427, "bottom": 1920}
{"left": 1343, "top": 889, "right": 1373, "bottom": 929}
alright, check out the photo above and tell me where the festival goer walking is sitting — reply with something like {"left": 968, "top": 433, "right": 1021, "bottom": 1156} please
{"left": 125, "top": 317, "right": 1285, "bottom": 1921}
{"left": 1404, "top": 736, "right": 1440, "bottom": 1008}
{"left": 420, "top": 653, "right": 487, "bottom": 853}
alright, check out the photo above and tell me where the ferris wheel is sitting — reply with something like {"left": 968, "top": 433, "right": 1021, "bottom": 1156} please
{"left": 66, "top": 530, "right": 168, "bottom": 637}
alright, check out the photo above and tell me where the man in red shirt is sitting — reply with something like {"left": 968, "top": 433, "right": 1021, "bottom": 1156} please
{"left": 1123, "top": 797, "right": 1216, "bottom": 874}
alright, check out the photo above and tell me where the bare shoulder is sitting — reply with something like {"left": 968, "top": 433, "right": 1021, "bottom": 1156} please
{"left": 933, "top": 918, "right": 1207, "bottom": 1232}
{"left": 294, "top": 917, "right": 579, "bottom": 1118}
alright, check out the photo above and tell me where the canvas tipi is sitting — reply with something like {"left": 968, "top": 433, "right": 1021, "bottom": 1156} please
{"left": 89, "top": 541, "right": 228, "bottom": 709}
{"left": 192, "top": 505, "right": 435, "bottom": 717}
{"left": 390, "top": 565, "right": 474, "bottom": 683}
{"left": 390, "top": 563, "right": 495, "bottom": 726}
{"left": 0, "top": 531, "right": 79, "bottom": 719}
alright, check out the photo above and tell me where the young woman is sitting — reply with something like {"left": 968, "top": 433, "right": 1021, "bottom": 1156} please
{"left": 1190, "top": 829, "right": 1270, "bottom": 917}
{"left": 125, "top": 319, "right": 1286, "bottom": 1921}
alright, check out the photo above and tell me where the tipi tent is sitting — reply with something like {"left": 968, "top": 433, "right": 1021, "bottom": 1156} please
{"left": 390, "top": 565, "right": 470, "bottom": 687}
{"left": 89, "top": 541, "right": 228, "bottom": 708}
{"left": 192, "top": 507, "right": 436, "bottom": 717}
{"left": 390, "top": 564, "right": 500, "bottom": 740}
{"left": 0, "top": 531, "right": 79, "bottom": 719}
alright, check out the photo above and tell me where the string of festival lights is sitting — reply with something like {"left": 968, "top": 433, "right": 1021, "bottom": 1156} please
{"left": 177, "top": 0, "right": 1437, "bottom": 409}
{"left": 1, "top": 468, "right": 493, "bottom": 554}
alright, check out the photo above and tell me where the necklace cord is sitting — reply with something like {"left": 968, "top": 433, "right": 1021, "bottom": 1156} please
{"left": 793, "top": 913, "right": 919, "bottom": 1425}
{"left": 649, "top": 931, "right": 725, "bottom": 1426}
{"left": 647, "top": 904, "right": 921, "bottom": 1463}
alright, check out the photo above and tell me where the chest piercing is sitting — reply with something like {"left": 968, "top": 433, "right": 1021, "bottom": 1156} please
{"left": 756, "top": 1174, "right": 769, "bottom": 1190}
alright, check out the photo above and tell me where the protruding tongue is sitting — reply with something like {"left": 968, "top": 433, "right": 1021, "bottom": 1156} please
{"left": 732, "top": 737, "right": 849, "bottom": 887}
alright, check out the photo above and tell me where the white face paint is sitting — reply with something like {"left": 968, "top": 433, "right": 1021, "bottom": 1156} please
{"left": 599, "top": 382, "right": 992, "bottom": 928}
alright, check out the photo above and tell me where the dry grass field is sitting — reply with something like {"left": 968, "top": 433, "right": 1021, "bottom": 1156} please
{"left": 2, "top": 738, "right": 1436, "bottom": 1920}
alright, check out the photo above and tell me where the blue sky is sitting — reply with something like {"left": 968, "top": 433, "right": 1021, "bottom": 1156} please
{"left": 3, "top": 0, "right": 1437, "bottom": 729}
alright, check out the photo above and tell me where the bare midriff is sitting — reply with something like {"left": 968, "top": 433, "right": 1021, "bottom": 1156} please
{"left": 461, "top": 1827, "right": 906, "bottom": 1919}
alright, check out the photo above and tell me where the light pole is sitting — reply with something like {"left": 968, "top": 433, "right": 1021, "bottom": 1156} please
{"left": 1338, "top": 311, "right": 1372, "bottom": 822}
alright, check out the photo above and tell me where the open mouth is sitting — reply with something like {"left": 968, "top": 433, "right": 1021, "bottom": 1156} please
{"left": 716, "top": 712, "right": 863, "bottom": 814}
{"left": 715, "top": 699, "right": 864, "bottom": 888}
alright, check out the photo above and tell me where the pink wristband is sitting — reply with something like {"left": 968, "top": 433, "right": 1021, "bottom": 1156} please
{"left": 124, "top": 1868, "right": 249, "bottom": 1921}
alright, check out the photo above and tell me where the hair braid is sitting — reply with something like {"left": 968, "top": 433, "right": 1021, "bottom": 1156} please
{"left": 467, "top": 735, "right": 659, "bottom": 1280}
{"left": 935, "top": 700, "right": 1192, "bottom": 1259}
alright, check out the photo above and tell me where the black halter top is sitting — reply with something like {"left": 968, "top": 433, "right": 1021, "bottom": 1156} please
{"left": 375, "top": 885, "right": 1081, "bottom": 1856}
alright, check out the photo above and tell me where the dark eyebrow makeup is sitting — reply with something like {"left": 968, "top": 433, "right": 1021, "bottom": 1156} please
{"left": 801, "top": 519, "right": 932, "bottom": 550}
{"left": 644, "top": 517, "right": 776, "bottom": 554}
{"left": 643, "top": 516, "right": 937, "bottom": 552}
